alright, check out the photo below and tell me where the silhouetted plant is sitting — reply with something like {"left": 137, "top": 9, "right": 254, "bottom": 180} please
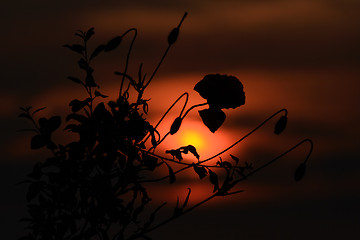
{"left": 18, "top": 12, "right": 313, "bottom": 240}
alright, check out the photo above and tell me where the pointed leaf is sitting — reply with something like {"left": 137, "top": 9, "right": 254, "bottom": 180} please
{"left": 186, "top": 145, "right": 200, "bottom": 160}
{"left": 274, "top": 115, "right": 287, "bottom": 135}
{"left": 84, "top": 27, "right": 95, "bottom": 41}
{"left": 69, "top": 99, "right": 87, "bottom": 112}
{"left": 208, "top": 169, "right": 219, "bottom": 192}
{"left": 193, "top": 164, "right": 207, "bottom": 179}
{"left": 198, "top": 108, "right": 226, "bottom": 133}
{"left": 32, "top": 107, "right": 46, "bottom": 115}
{"left": 230, "top": 154, "right": 239, "bottom": 164}
{"left": 104, "top": 36, "right": 122, "bottom": 52}
{"left": 63, "top": 44, "right": 85, "bottom": 54}
{"left": 90, "top": 44, "right": 105, "bottom": 60}
{"left": 94, "top": 90, "right": 108, "bottom": 98}
{"left": 165, "top": 162, "right": 176, "bottom": 184}
{"left": 182, "top": 188, "right": 191, "bottom": 209}
{"left": 294, "top": 163, "right": 306, "bottom": 181}
{"left": 67, "top": 76, "right": 84, "bottom": 85}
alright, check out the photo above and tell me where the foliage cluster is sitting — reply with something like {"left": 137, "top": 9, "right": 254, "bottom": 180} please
{"left": 18, "top": 13, "right": 312, "bottom": 240}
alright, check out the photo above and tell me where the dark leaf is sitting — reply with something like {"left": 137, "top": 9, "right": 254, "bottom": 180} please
{"left": 165, "top": 149, "right": 182, "bottom": 161}
{"left": 143, "top": 102, "right": 149, "bottom": 114}
{"left": 90, "top": 44, "right": 105, "bottom": 60}
{"left": 193, "top": 164, "right": 207, "bottom": 179}
{"left": 218, "top": 161, "right": 232, "bottom": 170}
{"left": 69, "top": 99, "right": 86, "bottom": 112}
{"left": 47, "top": 116, "right": 61, "bottom": 132}
{"left": 274, "top": 115, "right": 287, "bottom": 135}
{"left": 63, "top": 44, "right": 85, "bottom": 54}
{"left": 143, "top": 154, "right": 158, "bottom": 171}
{"left": 170, "top": 117, "right": 182, "bottom": 135}
{"left": 198, "top": 108, "right": 226, "bottom": 133}
{"left": 208, "top": 169, "right": 219, "bottom": 192}
{"left": 150, "top": 131, "right": 157, "bottom": 148}
{"left": 182, "top": 188, "right": 191, "bottom": 209}
{"left": 165, "top": 162, "right": 176, "bottom": 184}
{"left": 168, "top": 27, "right": 179, "bottom": 45}
{"left": 32, "top": 107, "right": 46, "bottom": 115}
{"left": 230, "top": 154, "right": 239, "bottom": 164}
{"left": 67, "top": 76, "right": 84, "bottom": 85}
{"left": 84, "top": 27, "right": 95, "bottom": 41}
{"left": 294, "top": 163, "right": 306, "bottom": 181}
{"left": 185, "top": 145, "right": 200, "bottom": 160}
{"left": 194, "top": 74, "right": 245, "bottom": 109}
{"left": 104, "top": 36, "right": 122, "bottom": 52}
{"left": 30, "top": 134, "right": 47, "bottom": 149}
{"left": 94, "top": 90, "right": 108, "bottom": 98}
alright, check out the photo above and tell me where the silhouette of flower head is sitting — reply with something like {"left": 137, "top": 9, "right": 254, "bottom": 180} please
{"left": 194, "top": 74, "right": 245, "bottom": 109}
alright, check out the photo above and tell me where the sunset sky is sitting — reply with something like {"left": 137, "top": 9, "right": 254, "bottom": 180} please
{"left": 1, "top": 0, "right": 360, "bottom": 239}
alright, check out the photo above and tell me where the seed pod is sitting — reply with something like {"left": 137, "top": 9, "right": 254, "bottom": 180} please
{"left": 274, "top": 115, "right": 287, "bottom": 135}
{"left": 170, "top": 117, "right": 182, "bottom": 135}
{"left": 168, "top": 28, "right": 179, "bottom": 45}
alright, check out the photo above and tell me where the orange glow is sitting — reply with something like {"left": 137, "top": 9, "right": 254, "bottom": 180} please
{"left": 155, "top": 118, "right": 234, "bottom": 164}
{"left": 180, "top": 130, "right": 205, "bottom": 151}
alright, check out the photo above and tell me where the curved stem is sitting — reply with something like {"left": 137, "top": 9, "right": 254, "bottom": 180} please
{"left": 143, "top": 45, "right": 171, "bottom": 90}
{"left": 141, "top": 109, "right": 289, "bottom": 182}
{"left": 147, "top": 102, "right": 207, "bottom": 150}
{"left": 119, "top": 28, "right": 137, "bottom": 98}
{"left": 143, "top": 93, "right": 189, "bottom": 145}
{"left": 126, "top": 189, "right": 216, "bottom": 240}
{"left": 143, "top": 12, "right": 187, "bottom": 90}
{"left": 156, "top": 92, "right": 189, "bottom": 129}
{"left": 243, "top": 139, "right": 313, "bottom": 179}
{"left": 182, "top": 102, "right": 208, "bottom": 119}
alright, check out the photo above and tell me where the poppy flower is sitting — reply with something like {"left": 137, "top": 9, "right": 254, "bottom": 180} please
{"left": 194, "top": 74, "right": 245, "bottom": 109}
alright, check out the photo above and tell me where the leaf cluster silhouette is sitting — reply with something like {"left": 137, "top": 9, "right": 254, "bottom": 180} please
{"left": 18, "top": 12, "right": 313, "bottom": 240}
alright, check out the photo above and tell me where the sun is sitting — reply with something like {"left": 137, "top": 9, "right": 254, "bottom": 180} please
{"left": 179, "top": 130, "right": 206, "bottom": 151}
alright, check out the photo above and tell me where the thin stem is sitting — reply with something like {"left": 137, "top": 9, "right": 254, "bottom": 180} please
{"left": 143, "top": 93, "right": 188, "bottom": 145}
{"left": 142, "top": 12, "right": 187, "bottom": 90}
{"left": 239, "top": 138, "right": 314, "bottom": 181}
{"left": 181, "top": 102, "right": 208, "bottom": 119}
{"left": 141, "top": 109, "right": 288, "bottom": 182}
{"left": 143, "top": 45, "right": 171, "bottom": 90}
{"left": 119, "top": 28, "right": 137, "bottom": 98}
{"left": 127, "top": 191, "right": 217, "bottom": 240}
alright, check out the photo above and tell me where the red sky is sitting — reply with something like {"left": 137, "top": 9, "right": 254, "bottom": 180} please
{"left": 1, "top": 0, "right": 360, "bottom": 239}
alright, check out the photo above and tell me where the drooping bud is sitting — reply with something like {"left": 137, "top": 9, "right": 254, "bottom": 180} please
{"left": 167, "top": 28, "right": 179, "bottom": 45}
{"left": 274, "top": 115, "right": 287, "bottom": 135}
{"left": 170, "top": 117, "right": 182, "bottom": 135}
